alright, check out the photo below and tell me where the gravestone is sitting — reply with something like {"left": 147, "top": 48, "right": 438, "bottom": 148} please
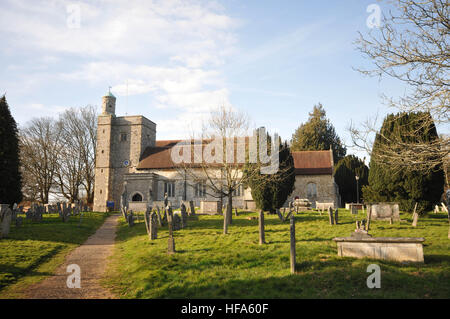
{"left": 328, "top": 207, "right": 334, "bottom": 225}
{"left": 173, "top": 214, "right": 182, "bottom": 231}
{"left": 180, "top": 203, "right": 188, "bottom": 228}
{"left": 334, "top": 209, "right": 339, "bottom": 224}
{"left": 144, "top": 207, "right": 151, "bottom": 239}
{"left": 155, "top": 208, "right": 163, "bottom": 227}
{"left": 0, "top": 205, "right": 12, "bottom": 238}
{"left": 234, "top": 207, "right": 238, "bottom": 217}
{"left": 259, "top": 210, "right": 265, "bottom": 245}
{"left": 167, "top": 207, "right": 176, "bottom": 254}
{"left": 127, "top": 211, "right": 134, "bottom": 227}
{"left": 367, "top": 203, "right": 400, "bottom": 221}
{"left": 412, "top": 203, "right": 419, "bottom": 227}
{"left": 189, "top": 200, "right": 195, "bottom": 216}
{"left": 290, "top": 214, "right": 296, "bottom": 274}
{"left": 150, "top": 212, "right": 158, "bottom": 240}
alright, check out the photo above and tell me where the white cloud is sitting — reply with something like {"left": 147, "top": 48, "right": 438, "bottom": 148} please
{"left": 0, "top": 0, "right": 238, "bottom": 65}
{"left": 0, "top": 0, "right": 237, "bottom": 129}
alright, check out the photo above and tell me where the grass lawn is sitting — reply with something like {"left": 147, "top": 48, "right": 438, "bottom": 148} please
{"left": 104, "top": 209, "right": 450, "bottom": 299}
{"left": 0, "top": 211, "right": 110, "bottom": 298}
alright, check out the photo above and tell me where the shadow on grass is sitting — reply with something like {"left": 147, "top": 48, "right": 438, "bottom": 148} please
{"left": 140, "top": 262, "right": 450, "bottom": 298}
{"left": 0, "top": 245, "right": 64, "bottom": 291}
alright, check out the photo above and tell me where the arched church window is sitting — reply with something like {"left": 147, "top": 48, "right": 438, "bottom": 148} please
{"left": 306, "top": 182, "right": 317, "bottom": 198}
{"left": 132, "top": 193, "right": 142, "bottom": 202}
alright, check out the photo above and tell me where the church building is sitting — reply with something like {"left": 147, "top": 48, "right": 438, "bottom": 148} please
{"left": 93, "top": 91, "right": 340, "bottom": 212}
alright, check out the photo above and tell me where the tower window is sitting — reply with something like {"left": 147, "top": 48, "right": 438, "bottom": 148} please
{"left": 120, "top": 133, "right": 127, "bottom": 142}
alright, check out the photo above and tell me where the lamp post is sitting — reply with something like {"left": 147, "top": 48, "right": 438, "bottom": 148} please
{"left": 355, "top": 175, "right": 360, "bottom": 204}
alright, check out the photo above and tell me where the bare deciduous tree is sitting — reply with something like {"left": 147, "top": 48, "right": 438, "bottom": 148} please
{"left": 54, "top": 106, "right": 97, "bottom": 203}
{"left": 350, "top": 0, "right": 449, "bottom": 181}
{"left": 174, "top": 106, "right": 281, "bottom": 234}
{"left": 20, "top": 117, "right": 62, "bottom": 204}
{"left": 20, "top": 106, "right": 97, "bottom": 204}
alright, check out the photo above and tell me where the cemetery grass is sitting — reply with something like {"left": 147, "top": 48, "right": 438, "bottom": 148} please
{"left": 104, "top": 210, "right": 450, "bottom": 299}
{"left": 0, "top": 212, "right": 110, "bottom": 298}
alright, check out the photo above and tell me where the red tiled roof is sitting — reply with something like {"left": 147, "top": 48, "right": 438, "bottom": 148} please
{"left": 137, "top": 141, "right": 333, "bottom": 175}
{"left": 291, "top": 151, "right": 333, "bottom": 175}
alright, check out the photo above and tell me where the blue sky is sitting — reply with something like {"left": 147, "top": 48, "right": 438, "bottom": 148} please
{"left": 0, "top": 0, "right": 409, "bottom": 159}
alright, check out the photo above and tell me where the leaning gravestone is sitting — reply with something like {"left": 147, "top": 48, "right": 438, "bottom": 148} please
{"left": 0, "top": 205, "right": 13, "bottom": 239}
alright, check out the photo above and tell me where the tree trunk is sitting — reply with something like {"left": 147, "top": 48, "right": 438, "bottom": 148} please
{"left": 227, "top": 193, "right": 233, "bottom": 225}
{"left": 223, "top": 209, "right": 228, "bottom": 235}
{"left": 366, "top": 205, "right": 372, "bottom": 231}
{"left": 259, "top": 210, "right": 265, "bottom": 244}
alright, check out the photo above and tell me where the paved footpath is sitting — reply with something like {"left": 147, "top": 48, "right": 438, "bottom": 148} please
{"left": 25, "top": 214, "right": 120, "bottom": 299}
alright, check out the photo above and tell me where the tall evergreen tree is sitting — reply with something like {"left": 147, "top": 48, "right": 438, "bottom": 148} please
{"left": 334, "top": 155, "right": 369, "bottom": 204}
{"left": 291, "top": 103, "right": 346, "bottom": 163}
{"left": 0, "top": 95, "right": 22, "bottom": 205}
{"left": 245, "top": 138, "right": 295, "bottom": 213}
{"left": 363, "top": 112, "right": 444, "bottom": 213}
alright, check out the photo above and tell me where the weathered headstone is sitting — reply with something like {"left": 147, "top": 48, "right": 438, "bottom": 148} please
{"left": 290, "top": 214, "right": 296, "bottom": 274}
{"left": 259, "top": 210, "right": 265, "bottom": 245}
{"left": 412, "top": 203, "right": 419, "bottom": 227}
{"left": 328, "top": 207, "right": 334, "bottom": 225}
{"left": 144, "top": 207, "right": 151, "bottom": 238}
{"left": 0, "top": 205, "right": 13, "bottom": 238}
{"left": 180, "top": 203, "right": 188, "bottom": 228}
{"left": 167, "top": 207, "right": 176, "bottom": 254}
{"left": 150, "top": 212, "right": 158, "bottom": 240}
{"left": 368, "top": 203, "right": 400, "bottom": 221}
{"left": 189, "top": 200, "right": 195, "bottom": 216}
{"left": 155, "top": 208, "right": 163, "bottom": 227}
{"left": 173, "top": 213, "right": 182, "bottom": 231}
{"left": 127, "top": 211, "right": 134, "bottom": 227}
{"left": 334, "top": 209, "right": 339, "bottom": 225}
{"left": 234, "top": 207, "right": 238, "bottom": 217}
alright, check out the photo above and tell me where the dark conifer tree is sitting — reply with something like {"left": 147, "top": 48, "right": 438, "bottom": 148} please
{"left": 0, "top": 95, "right": 22, "bottom": 205}
{"left": 363, "top": 112, "right": 444, "bottom": 213}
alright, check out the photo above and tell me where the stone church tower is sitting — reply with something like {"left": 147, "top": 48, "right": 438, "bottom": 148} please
{"left": 93, "top": 90, "right": 156, "bottom": 212}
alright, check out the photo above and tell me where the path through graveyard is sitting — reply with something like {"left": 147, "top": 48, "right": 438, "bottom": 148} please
{"left": 25, "top": 214, "right": 120, "bottom": 299}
